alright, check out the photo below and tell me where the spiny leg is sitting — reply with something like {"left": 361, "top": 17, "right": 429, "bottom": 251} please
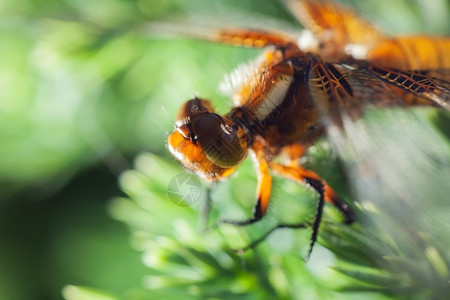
{"left": 302, "top": 176, "right": 325, "bottom": 260}
{"left": 231, "top": 167, "right": 326, "bottom": 260}
{"left": 322, "top": 181, "right": 355, "bottom": 224}
{"left": 280, "top": 144, "right": 355, "bottom": 224}
{"left": 219, "top": 141, "right": 271, "bottom": 226}
{"left": 220, "top": 142, "right": 353, "bottom": 257}
{"left": 233, "top": 223, "right": 308, "bottom": 255}
{"left": 269, "top": 161, "right": 354, "bottom": 259}
{"left": 199, "top": 184, "right": 215, "bottom": 233}
{"left": 219, "top": 141, "right": 318, "bottom": 259}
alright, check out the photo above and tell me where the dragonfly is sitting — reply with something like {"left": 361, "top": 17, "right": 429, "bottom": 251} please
{"left": 167, "top": 0, "right": 450, "bottom": 257}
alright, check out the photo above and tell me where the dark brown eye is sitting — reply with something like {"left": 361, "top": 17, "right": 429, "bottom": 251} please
{"left": 174, "top": 98, "right": 215, "bottom": 128}
{"left": 192, "top": 113, "right": 247, "bottom": 167}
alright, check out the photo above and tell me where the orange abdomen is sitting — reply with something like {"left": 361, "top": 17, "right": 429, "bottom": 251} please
{"left": 367, "top": 36, "right": 450, "bottom": 70}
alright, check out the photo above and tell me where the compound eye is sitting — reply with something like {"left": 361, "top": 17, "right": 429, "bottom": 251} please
{"left": 174, "top": 98, "right": 215, "bottom": 127}
{"left": 192, "top": 113, "right": 247, "bottom": 167}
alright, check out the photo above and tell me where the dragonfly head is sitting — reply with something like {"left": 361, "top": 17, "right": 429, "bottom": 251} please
{"left": 167, "top": 97, "right": 247, "bottom": 181}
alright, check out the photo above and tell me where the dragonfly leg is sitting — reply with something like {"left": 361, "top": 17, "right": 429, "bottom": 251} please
{"left": 219, "top": 141, "right": 272, "bottom": 226}
{"left": 232, "top": 222, "right": 308, "bottom": 256}
{"left": 199, "top": 184, "right": 214, "bottom": 233}
{"left": 230, "top": 175, "right": 326, "bottom": 260}
{"left": 270, "top": 161, "right": 355, "bottom": 224}
{"left": 268, "top": 161, "right": 355, "bottom": 259}
{"left": 280, "top": 144, "right": 355, "bottom": 223}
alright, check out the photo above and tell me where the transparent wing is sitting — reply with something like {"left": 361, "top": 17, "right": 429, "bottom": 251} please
{"left": 306, "top": 60, "right": 404, "bottom": 128}
{"left": 325, "top": 100, "right": 450, "bottom": 290}
{"left": 305, "top": 57, "right": 450, "bottom": 288}
{"left": 366, "top": 64, "right": 450, "bottom": 111}
{"left": 283, "top": 0, "right": 386, "bottom": 59}
{"left": 143, "top": 11, "right": 299, "bottom": 49}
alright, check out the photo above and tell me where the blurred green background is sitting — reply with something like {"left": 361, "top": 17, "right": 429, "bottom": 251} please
{"left": 1, "top": 0, "right": 449, "bottom": 299}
